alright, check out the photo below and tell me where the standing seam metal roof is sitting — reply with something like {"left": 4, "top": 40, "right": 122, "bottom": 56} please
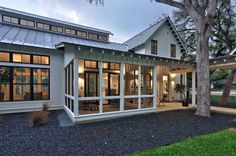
{"left": 0, "top": 24, "right": 129, "bottom": 52}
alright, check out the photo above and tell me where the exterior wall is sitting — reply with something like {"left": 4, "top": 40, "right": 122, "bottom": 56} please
{"left": 0, "top": 45, "right": 64, "bottom": 114}
{"left": 135, "top": 24, "right": 182, "bottom": 60}
{"left": 64, "top": 46, "right": 75, "bottom": 67}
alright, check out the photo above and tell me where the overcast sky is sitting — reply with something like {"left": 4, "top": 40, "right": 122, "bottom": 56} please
{"left": 0, "top": 0, "right": 175, "bottom": 43}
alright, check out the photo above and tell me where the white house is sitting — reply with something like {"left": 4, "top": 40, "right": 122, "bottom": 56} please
{"left": 0, "top": 7, "right": 196, "bottom": 123}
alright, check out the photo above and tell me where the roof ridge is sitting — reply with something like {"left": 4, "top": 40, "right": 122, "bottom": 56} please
{"left": 123, "top": 17, "right": 168, "bottom": 44}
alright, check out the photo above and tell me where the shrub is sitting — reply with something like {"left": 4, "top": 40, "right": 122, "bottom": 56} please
{"left": 30, "top": 103, "right": 49, "bottom": 127}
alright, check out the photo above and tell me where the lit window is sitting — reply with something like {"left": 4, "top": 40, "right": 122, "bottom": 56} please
{"left": 13, "top": 53, "right": 30, "bottom": 63}
{"left": 84, "top": 60, "right": 97, "bottom": 68}
{"left": 0, "top": 52, "right": 10, "bottom": 62}
{"left": 171, "top": 44, "right": 176, "bottom": 58}
{"left": 0, "top": 67, "right": 10, "bottom": 101}
{"left": 33, "top": 69, "right": 49, "bottom": 100}
{"left": 33, "top": 55, "right": 49, "bottom": 65}
{"left": 110, "top": 63, "right": 120, "bottom": 70}
{"left": 13, "top": 68, "right": 31, "bottom": 101}
{"left": 103, "top": 63, "right": 109, "bottom": 69}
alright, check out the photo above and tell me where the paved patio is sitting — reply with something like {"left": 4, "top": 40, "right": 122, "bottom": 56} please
{"left": 0, "top": 109, "right": 235, "bottom": 156}
{"left": 157, "top": 102, "right": 193, "bottom": 112}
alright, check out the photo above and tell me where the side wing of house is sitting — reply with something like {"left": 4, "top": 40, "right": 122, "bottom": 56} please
{"left": 124, "top": 17, "right": 186, "bottom": 60}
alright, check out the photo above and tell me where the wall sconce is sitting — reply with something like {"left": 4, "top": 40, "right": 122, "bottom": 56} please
{"left": 163, "top": 76, "right": 168, "bottom": 81}
{"left": 170, "top": 74, "right": 176, "bottom": 78}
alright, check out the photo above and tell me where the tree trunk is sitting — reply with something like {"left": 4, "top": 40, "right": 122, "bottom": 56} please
{"left": 195, "top": 28, "right": 211, "bottom": 117}
{"left": 221, "top": 69, "right": 236, "bottom": 105}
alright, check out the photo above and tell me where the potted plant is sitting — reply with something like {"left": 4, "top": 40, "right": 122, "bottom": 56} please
{"left": 174, "top": 83, "right": 188, "bottom": 107}
{"left": 0, "top": 67, "right": 10, "bottom": 101}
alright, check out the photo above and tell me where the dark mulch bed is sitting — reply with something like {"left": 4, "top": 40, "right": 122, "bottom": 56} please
{"left": 211, "top": 103, "right": 236, "bottom": 109}
{"left": 0, "top": 109, "right": 235, "bottom": 156}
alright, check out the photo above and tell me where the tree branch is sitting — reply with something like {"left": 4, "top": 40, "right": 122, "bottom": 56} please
{"left": 154, "top": 0, "right": 185, "bottom": 10}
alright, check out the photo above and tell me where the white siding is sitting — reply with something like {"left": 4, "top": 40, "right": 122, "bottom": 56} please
{"left": 135, "top": 23, "right": 182, "bottom": 60}
{"left": 0, "top": 49, "right": 65, "bottom": 114}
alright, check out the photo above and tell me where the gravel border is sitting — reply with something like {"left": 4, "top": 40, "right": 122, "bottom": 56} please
{"left": 0, "top": 109, "right": 235, "bottom": 156}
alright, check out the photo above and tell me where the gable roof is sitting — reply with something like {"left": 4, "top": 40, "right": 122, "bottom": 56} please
{"left": 124, "top": 17, "right": 187, "bottom": 53}
{"left": 0, "top": 23, "right": 128, "bottom": 51}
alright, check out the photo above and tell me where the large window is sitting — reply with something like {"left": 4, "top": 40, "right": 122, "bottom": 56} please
{"left": 151, "top": 40, "right": 158, "bottom": 54}
{"left": 141, "top": 66, "right": 153, "bottom": 95}
{"left": 13, "top": 68, "right": 31, "bottom": 101}
{"left": 124, "top": 64, "right": 139, "bottom": 95}
{"left": 0, "top": 66, "right": 50, "bottom": 102}
{"left": 0, "top": 67, "right": 10, "bottom": 101}
{"left": 33, "top": 69, "right": 49, "bottom": 100}
{"left": 171, "top": 44, "right": 177, "bottom": 58}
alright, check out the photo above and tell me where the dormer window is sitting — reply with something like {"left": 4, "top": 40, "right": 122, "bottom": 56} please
{"left": 77, "top": 31, "right": 87, "bottom": 37}
{"left": 65, "top": 28, "right": 76, "bottom": 35}
{"left": 20, "top": 19, "right": 34, "bottom": 27}
{"left": 98, "top": 35, "right": 107, "bottom": 41}
{"left": 88, "top": 33, "right": 98, "bottom": 40}
{"left": 2, "top": 15, "right": 18, "bottom": 24}
{"left": 37, "top": 23, "right": 50, "bottom": 30}
{"left": 151, "top": 40, "right": 158, "bottom": 54}
{"left": 51, "top": 25, "right": 63, "bottom": 33}
{"left": 171, "top": 44, "right": 176, "bottom": 58}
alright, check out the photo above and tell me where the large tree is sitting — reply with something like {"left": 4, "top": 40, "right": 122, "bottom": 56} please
{"left": 89, "top": 0, "right": 217, "bottom": 117}
{"left": 154, "top": 1, "right": 218, "bottom": 117}
{"left": 173, "top": 0, "right": 236, "bottom": 105}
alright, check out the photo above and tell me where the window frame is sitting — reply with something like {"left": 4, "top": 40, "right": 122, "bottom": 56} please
{"left": 19, "top": 19, "right": 35, "bottom": 27}
{"left": 151, "top": 40, "right": 158, "bottom": 54}
{"left": 2, "top": 15, "right": 19, "bottom": 24}
{"left": 0, "top": 52, "right": 10, "bottom": 62}
{"left": 0, "top": 65, "right": 50, "bottom": 102}
{"left": 171, "top": 44, "right": 177, "bottom": 58}
{"left": 0, "top": 52, "right": 50, "bottom": 65}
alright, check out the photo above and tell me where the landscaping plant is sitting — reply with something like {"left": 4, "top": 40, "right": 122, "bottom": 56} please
{"left": 30, "top": 103, "right": 49, "bottom": 127}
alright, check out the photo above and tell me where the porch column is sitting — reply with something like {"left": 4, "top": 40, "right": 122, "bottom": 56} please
{"left": 99, "top": 61, "right": 103, "bottom": 113}
{"left": 192, "top": 70, "right": 196, "bottom": 106}
{"left": 138, "top": 65, "right": 141, "bottom": 109}
{"left": 120, "top": 63, "right": 124, "bottom": 111}
{"left": 184, "top": 73, "right": 187, "bottom": 98}
{"left": 153, "top": 65, "right": 158, "bottom": 109}
{"left": 73, "top": 59, "right": 79, "bottom": 116}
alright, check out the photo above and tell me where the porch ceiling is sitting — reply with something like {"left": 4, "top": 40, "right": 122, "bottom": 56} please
{"left": 209, "top": 55, "right": 236, "bottom": 70}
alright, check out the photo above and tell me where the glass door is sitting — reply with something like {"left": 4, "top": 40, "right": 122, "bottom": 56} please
{"left": 85, "top": 72, "right": 99, "bottom": 97}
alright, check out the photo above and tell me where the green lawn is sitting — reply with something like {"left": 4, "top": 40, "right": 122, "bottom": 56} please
{"left": 132, "top": 130, "right": 236, "bottom": 156}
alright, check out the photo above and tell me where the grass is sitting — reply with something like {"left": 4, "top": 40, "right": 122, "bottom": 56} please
{"left": 188, "top": 95, "right": 236, "bottom": 105}
{"left": 132, "top": 130, "right": 236, "bottom": 156}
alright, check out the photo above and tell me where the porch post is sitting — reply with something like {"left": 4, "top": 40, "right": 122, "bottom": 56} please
{"left": 99, "top": 61, "right": 103, "bottom": 113}
{"left": 153, "top": 65, "right": 157, "bottom": 109}
{"left": 184, "top": 73, "right": 187, "bottom": 98}
{"left": 138, "top": 65, "right": 141, "bottom": 109}
{"left": 192, "top": 70, "right": 196, "bottom": 106}
{"left": 73, "top": 59, "right": 79, "bottom": 116}
{"left": 120, "top": 63, "right": 124, "bottom": 111}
